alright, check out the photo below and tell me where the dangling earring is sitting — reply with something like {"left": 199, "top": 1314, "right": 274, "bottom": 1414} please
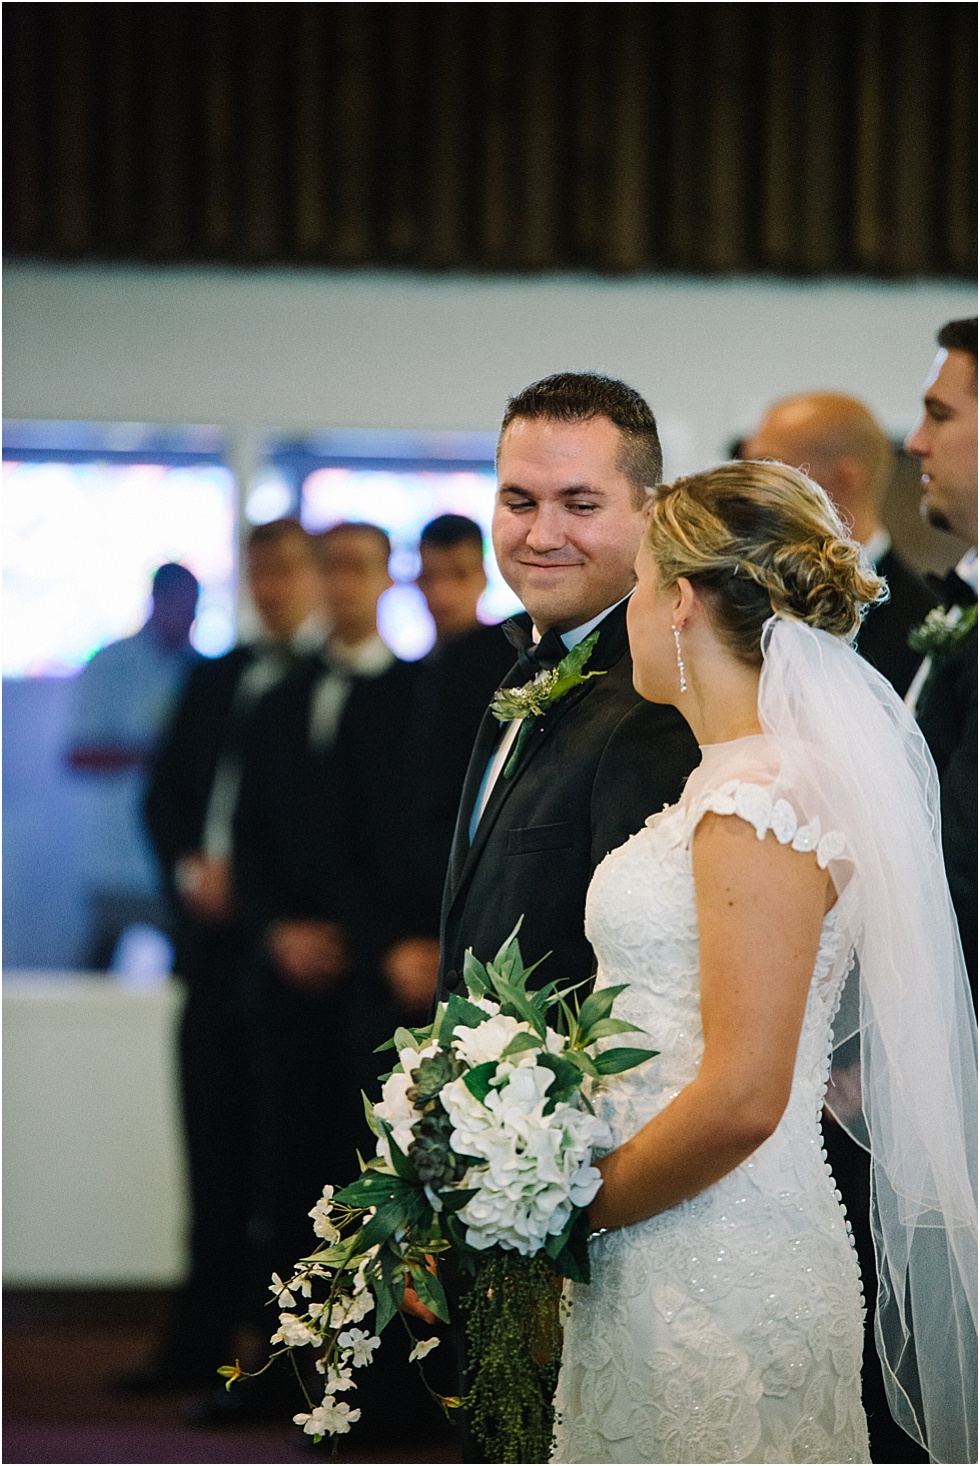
{"left": 672, "top": 623, "right": 687, "bottom": 693}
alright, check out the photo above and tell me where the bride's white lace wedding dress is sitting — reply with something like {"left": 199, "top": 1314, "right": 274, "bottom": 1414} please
{"left": 551, "top": 736, "right": 871, "bottom": 1465}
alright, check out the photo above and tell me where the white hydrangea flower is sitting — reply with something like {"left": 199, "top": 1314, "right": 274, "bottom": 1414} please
{"left": 408, "top": 1337, "right": 441, "bottom": 1362}
{"left": 469, "top": 995, "right": 501, "bottom": 1016}
{"left": 338, "top": 1327, "right": 381, "bottom": 1367}
{"left": 271, "top": 1311, "right": 321, "bottom": 1348}
{"left": 439, "top": 1065, "right": 613, "bottom": 1253}
{"left": 452, "top": 1011, "right": 532, "bottom": 1067}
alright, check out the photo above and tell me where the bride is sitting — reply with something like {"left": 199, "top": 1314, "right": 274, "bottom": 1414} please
{"left": 551, "top": 462, "right": 977, "bottom": 1465}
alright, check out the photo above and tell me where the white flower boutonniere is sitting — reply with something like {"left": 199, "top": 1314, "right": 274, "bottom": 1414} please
{"left": 490, "top": 628, "right": 606, "bottom": 776}
{"left": 908, "top": 603, "right": 978, "bottom": 662}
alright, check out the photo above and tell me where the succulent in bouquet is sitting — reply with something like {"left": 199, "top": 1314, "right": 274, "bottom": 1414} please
{"left": 223, "top": 922, "right": 656, "bottom": 1462}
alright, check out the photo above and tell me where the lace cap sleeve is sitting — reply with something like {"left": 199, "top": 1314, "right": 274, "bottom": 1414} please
{"left": 692, "top": 778, "right": 847, "bottom": 871}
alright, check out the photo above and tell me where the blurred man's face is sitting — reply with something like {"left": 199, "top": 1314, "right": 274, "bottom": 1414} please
{"left": 416, "top": 541, "right": 487, "bottom": 641}
{"left": 317, "top": 532, "right": 392, "bottom": 638}
{"left": 151, "top": 581, "right": 199, "bottom": 648}
{"left": 905, "top": 348, "right": 978, "bottom": 546}
{"left": 247, "top": 536, "right": 319, "bottom": 639}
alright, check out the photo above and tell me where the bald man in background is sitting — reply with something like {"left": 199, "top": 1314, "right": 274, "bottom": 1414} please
{"left": 743, "top": 392, "right": 937, "bottom": 695}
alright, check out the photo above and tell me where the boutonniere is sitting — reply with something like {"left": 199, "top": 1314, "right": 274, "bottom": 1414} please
{"left": 908, "top": 603, "right": 978, "bottom": 661}
{"left": 490, "top": 628, "right": 606, "bottom": 777}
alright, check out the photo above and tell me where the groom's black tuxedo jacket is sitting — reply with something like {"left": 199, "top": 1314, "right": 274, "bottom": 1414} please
{"left": 916, "top": 586, "right": 978, "bottom": 1003}
{"left": 438, "top": 600, "right": 700, "bottom": 1000}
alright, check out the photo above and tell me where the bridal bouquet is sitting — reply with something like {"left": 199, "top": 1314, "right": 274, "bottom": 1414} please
{"left": 229, "top": 924, "right": 655, "bottom": 1462}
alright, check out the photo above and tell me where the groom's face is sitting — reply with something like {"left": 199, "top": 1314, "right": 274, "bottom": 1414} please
{"left": 493, "top": 414, "right": 647, "bottom": 634}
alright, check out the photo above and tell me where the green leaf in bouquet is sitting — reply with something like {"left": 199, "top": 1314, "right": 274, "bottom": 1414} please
{"left": 552, "top": 1209, "right": 593, "bottom": 1284}
{"left": 362, "top": 1089, "right": 381, "bottom": 1137}
{"left": 575, "top": 983, "right": 629, "bottom": 1035}
{"left": 492, "top": 977, "right": 547, "bottom": 1037}
{"left": 411, "top": 1261, "right": 450, "bottom": 1324}
{"left": 543, "top": 1210, "right": 577, "bottom": 1262}
{"left": 536, "top": 1051, "right": 587, "bottom": 1105}
{"left": 374, "top": 1019, "right": 436, "bottom": 1054}
{"left": 490, "top": 917, "right": 525, "bottom": 972}
{"left": 559, "top": 1048, "right": 600, "bottom": 1080}
{"left": 335, "top": 1171, "right": 402, "bottom": 1207}
{"left": 500, "top": 1031, "right": 542, "bottom": 1061}
{"left": 463, "top": 1060, "right": 498, "bottom": 1104}
{"left": 376, "top": 1118, "right": 419, "bottom": 1182}
{"left": 444, "top": 991, "right": 490, "bottom": 1033}
{"left": 439, "top": 1186, "right": 478, "bottom": 1215}
{"left": 462, "top": 948, "right": 492, "bottom": 997}
{"left": 592, "top": 1045, "right": 659, "bottom": 1075}
{"left": 354, "top": 1197, "right": 411, "bottom": 1253}
{"left": 580, "top": 1016, "right": 646, "bottom": 1043}
{"left": 372, "top": 1264, "right": 400, "bottom": 1335}
{"left": 297, "top": 1240, "right": 355, "bottom": 1267}
{"left": 443, "top": 1211, "right": 473, "bottom": 1259}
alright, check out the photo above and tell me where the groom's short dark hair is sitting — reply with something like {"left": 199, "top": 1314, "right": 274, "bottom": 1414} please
{"left": 499, "top": 371, "right": 663, "bottom": 507}
{"left": 938, "top": 318, "right": 978, "bottom": 393}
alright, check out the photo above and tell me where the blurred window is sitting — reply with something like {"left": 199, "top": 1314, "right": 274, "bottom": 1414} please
{"left": 2, "top": 422, "right": 236, "bottom": 676}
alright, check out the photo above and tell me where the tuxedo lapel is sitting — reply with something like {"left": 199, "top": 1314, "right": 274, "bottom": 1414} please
{"left": 446, "top": 601, "right": 631, "bottom": 907}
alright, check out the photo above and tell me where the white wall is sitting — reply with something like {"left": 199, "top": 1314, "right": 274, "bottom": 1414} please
{"left": 3, "top": 976, "right": 187, "bottom": 1285}
{"left": 4, "top": 264, "right": 976, "bottom": 476}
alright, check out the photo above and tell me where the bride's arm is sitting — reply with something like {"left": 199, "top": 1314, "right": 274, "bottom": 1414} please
{"left": 588, "top": 811, "right": 834, "bottom": 1234}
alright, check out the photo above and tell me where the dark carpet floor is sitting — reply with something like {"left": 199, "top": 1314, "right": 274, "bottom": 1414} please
{"left": 3, "top": 1290, "right": 461, "bottom": 1466}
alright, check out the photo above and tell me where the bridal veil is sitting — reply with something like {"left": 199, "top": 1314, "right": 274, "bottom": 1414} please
{"left": 758, "top": 615, "right": 977, "bottom": 1464}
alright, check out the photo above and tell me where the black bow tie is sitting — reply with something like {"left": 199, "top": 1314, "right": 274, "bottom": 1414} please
{"left": 925, "top": 569, "right": 978, "bottom": 610}
{"left": 501, "top": 619, "right": 569, "bottom": 681}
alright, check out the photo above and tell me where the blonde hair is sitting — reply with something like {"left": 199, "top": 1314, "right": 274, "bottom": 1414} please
{"left": 645, "top": 460, "right": 885, "bottom": 665}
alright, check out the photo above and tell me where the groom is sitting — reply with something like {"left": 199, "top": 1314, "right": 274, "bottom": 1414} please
{"left": 439, "top": 371, "right": 699, "bottom": 1002}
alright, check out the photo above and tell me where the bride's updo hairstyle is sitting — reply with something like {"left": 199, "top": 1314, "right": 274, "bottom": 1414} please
{"left": 645, "top": 460, "right": 885, "bottom": 666}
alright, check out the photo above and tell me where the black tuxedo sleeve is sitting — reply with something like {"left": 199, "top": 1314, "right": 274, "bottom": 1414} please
{"left": 144, "top": 656, "right": 238, "bottom": 889}
{"left": 917, "top": 630, "right": 978, "bottom": 1001}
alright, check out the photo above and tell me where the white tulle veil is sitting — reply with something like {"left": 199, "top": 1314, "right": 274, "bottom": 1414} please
{"left": 758, "top": 615, "right": 977, "bottom": 1464}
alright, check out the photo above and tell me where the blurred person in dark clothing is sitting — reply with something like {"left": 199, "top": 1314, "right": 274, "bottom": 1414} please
{"left": 196, "top": 521, "right": 432, "bottom": 1430}
{"left": 231, "top": 524, "right": 415, "bottom": 1307}
{"left": 381, "top": 515, "right": 515, "bottom": 1019}
{"left": 742, "top": 392, "right": 937, "bottom": 696}
{"left": 905, "top": 317, "right": 977, "bottom": 1002}
{"left": 122, "top": 520, "right": 321, "bottom": 1393}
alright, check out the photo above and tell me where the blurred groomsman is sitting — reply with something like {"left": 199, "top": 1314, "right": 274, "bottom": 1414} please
{"left": 905, "top": 317, "right": 978, "bottom": 1002}
{"left": 381, "top": 515, "right": 515, "bottom": 1018}
{"left": 231, "top": 523, "right": 417, "bottom": 1313}
{"left": 742, "top": 392, "right": 937, "bottom": 695}
{"left": 127, "top": 519, "right": 322, "bottom": 1392}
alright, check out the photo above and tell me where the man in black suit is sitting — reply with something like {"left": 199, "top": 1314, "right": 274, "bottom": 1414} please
{"left": 430, "top": 374, "right": 699, "bottom": 1460}
{"left": 382, "top": 515, "right": 516, "bottom": 1018}
{"left": 906, "top": 316, "right": 978, "bottom": 1003}
{"left": 128, "top": 519, "right": 322, "bottom": 1391}
{"left": 438, "top": 371, "right": 699, "bottom": 1014}
{"left": 742, "top": 392, "right": 938, "bottom": 696}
